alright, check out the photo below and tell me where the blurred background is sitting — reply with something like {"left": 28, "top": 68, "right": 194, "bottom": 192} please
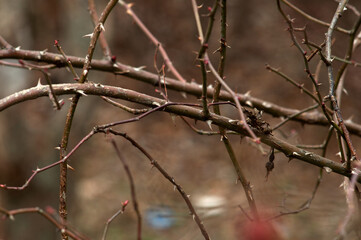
{"left": 1, "top": 0, "right": 361, "bottom": 239}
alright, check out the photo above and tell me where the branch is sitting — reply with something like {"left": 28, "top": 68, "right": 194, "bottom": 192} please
{"left": 0, "top": 206, "right": 87, "bottom": 240}
{"left": 2, "top": 48, "right": 361, "bottom": 136}
{"left": 280, "top": 0, "right": 350, "bottom": 34}
{"left": 0, "top": 35, "right": 13, "bottom": 49}
{"left": 108, "top": 129, "right": 211, "bottom": 240}
{"left": 87, "top": 0, "right": 112, "bottom": 60}
{"left": 0, "top": 83, "right": 359, "bottom": 182}
{"left": 109, "top": 138, "right": 142, "bottom": 240}
{"left": 101, "top": 200, "right": 129, "bottom": 240}
{"left": 325, "top": 0, "right": 359, "bottom": 165}
{"left": 118, "top": 0, "right": 186, "bottom": 83}
{"left": 57, "top": 2, "right": 118, "bottom": 238}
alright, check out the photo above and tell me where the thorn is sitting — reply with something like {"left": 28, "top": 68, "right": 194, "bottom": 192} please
{"left": 180, "top": 91, "right": 187, "bottom": 99}
{"left": 244, "top": 90, "right": 251, "bottom": 96}
{"left": 99, "top": 23, "right": 105, "bottom": 32}
{"left": 36, "top": 78, "right": 42, "bottom": 87}
{"left": 343, "top": 88, "right": 348, "bottom": 95}
{"left": 82, "top": 33, "right": 93, "bottom": 38}
{"left": 67, "top": 164, "right": 75, "bottom": 171}
{"left": 133, "top": 66, "right": 146, "bottom": 71}
{"left": 206, "top": 120, "right": 213, "bottom": 130}
{"left": 152, "top": 102, "right": 161, "bottom": 107}
{"left": 76, "top": 90, "right": 87, "bottom": 96}
{"left": 245, "top": 101, "right": 253, "bottom": 107}
{"left": 169, "top": 113, "right": 177, "bottom": 126}
{"left": 40, "top": 49, "right": 48, "bottom": 56}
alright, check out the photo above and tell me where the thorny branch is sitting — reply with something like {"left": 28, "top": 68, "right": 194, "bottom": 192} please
{"left": 2, "top": 0, "right": 361, "bottom": 238}
{"left": 0, "top": 83, "right": 359, "bottom": 183}
{"left": 109, "top": 137, "right": 142, "bottom": 240}
{"left": 2, "top": 47, "right": 361, "bottom": 136}
{"left": 118, "top": 0, "right": 186, "bottom": 83}
{"left": 108, "top": 129, "right": 211, "bottom": 240}
{"left": 57, "top": 1, "right": 118, "bottom": 239}
{"left": 0, "top": 207, "right": 87, "bottom": 240}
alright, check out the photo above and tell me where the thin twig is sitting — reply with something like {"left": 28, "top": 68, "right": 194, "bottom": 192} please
{"left": 0, "top": 59, "right": 62, "bottom": 110}
{"left": 118, "top": 0, "right": 186, "bottom": 83}
{"left": 0, "top": 130, "right": 97, "bottom": 190}
{"left": 337, "top": 162, "right": 361, "bottom": 237}
{"left": 88, "top": 0, "right": 112, "bottom": 60}
{"left": 101, "top": 201, "right": 129, "bottom": 240}
{"left": 276, "top": 0, "right": 344, "bottom": 137}
{"left": 54, "top": 40, "right": 80, "bottom": 80}
{"left": 109, "top": 138, "right": 142, "bottom": 240}
{"left": 280, "top": 0, "right": 350, "bottom": 34}
{"left": 265, "top": 65, "right": 319, "bottom": 103}
{"left": 0, "top": 59, "right": 55, "bottom": 69}
{"left": 192, "top": 0, "right": 220, "bottom": 117}
{"left": 222, "top": 134, "right": 259, "bottom": 220}
{"left": 101, "top": 96, "right": 150, "bottom": 114}
{"left": 207, "top": 57, "right": 260, "bottom": 142}
{"left": 333, "top": 55, "right": 361, "bottom": 67}
{"left": 267, "top": 168, "right": 323, "bottom": 221}
{"left": 108, "top": 129, "right": 211, "bottom": 240}
{"left": 0, "top": 207, "right": 87, "bottom": 240}
{"left": 273, "top": 104, "right": 319, "bottom": 130}
{"left": 0, "top": 35, "right": 13, "bottom": 48}
{"left": 195, "top": 3, "right": 262, "bottom": 216}
{"left": 181, "top": 116, "right": 223, "bottom": 135}
{"left": 267, "top": 127, "right": 333, "bottom": 221}
{"left": 334, "top": 0, "right": 360, "bottom": 16}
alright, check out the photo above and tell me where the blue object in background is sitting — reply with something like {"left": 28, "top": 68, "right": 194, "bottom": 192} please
{"left": 145, "top": 205, "right": 175, "bottom": 230}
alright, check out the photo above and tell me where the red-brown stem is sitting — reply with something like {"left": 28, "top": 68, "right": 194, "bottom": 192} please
{"left": 109, "top": 129, "right": 211, "bottom": 240}
{"left": 87, "top": 0, "right": 112, "bottom": 60}
{"left": 109, "top": 138, "right": 142, "bottom": 240}
{"left": 119, "top": 1, "right": 186, "bottom": 83}
{"left": 58, "top": 1, "right": 118, "bottom": 239}
{"left": 0, "top": 207, "right": 87, "bottom": 240}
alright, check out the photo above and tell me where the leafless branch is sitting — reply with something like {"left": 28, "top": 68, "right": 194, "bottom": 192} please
{"left": 2, "top": 47, "right": 361, "bottom": 136}
{"left": 0, "top": 83, "right": 359, "bottom": 184}
{"left": 118, "top": 0, "right": 186, "bottom": 83}
{"left": 109, "top": 137, "right": 142, "bottom": 240}
{"left": 0, "top": 206, "right": 87, "bottom": 240}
